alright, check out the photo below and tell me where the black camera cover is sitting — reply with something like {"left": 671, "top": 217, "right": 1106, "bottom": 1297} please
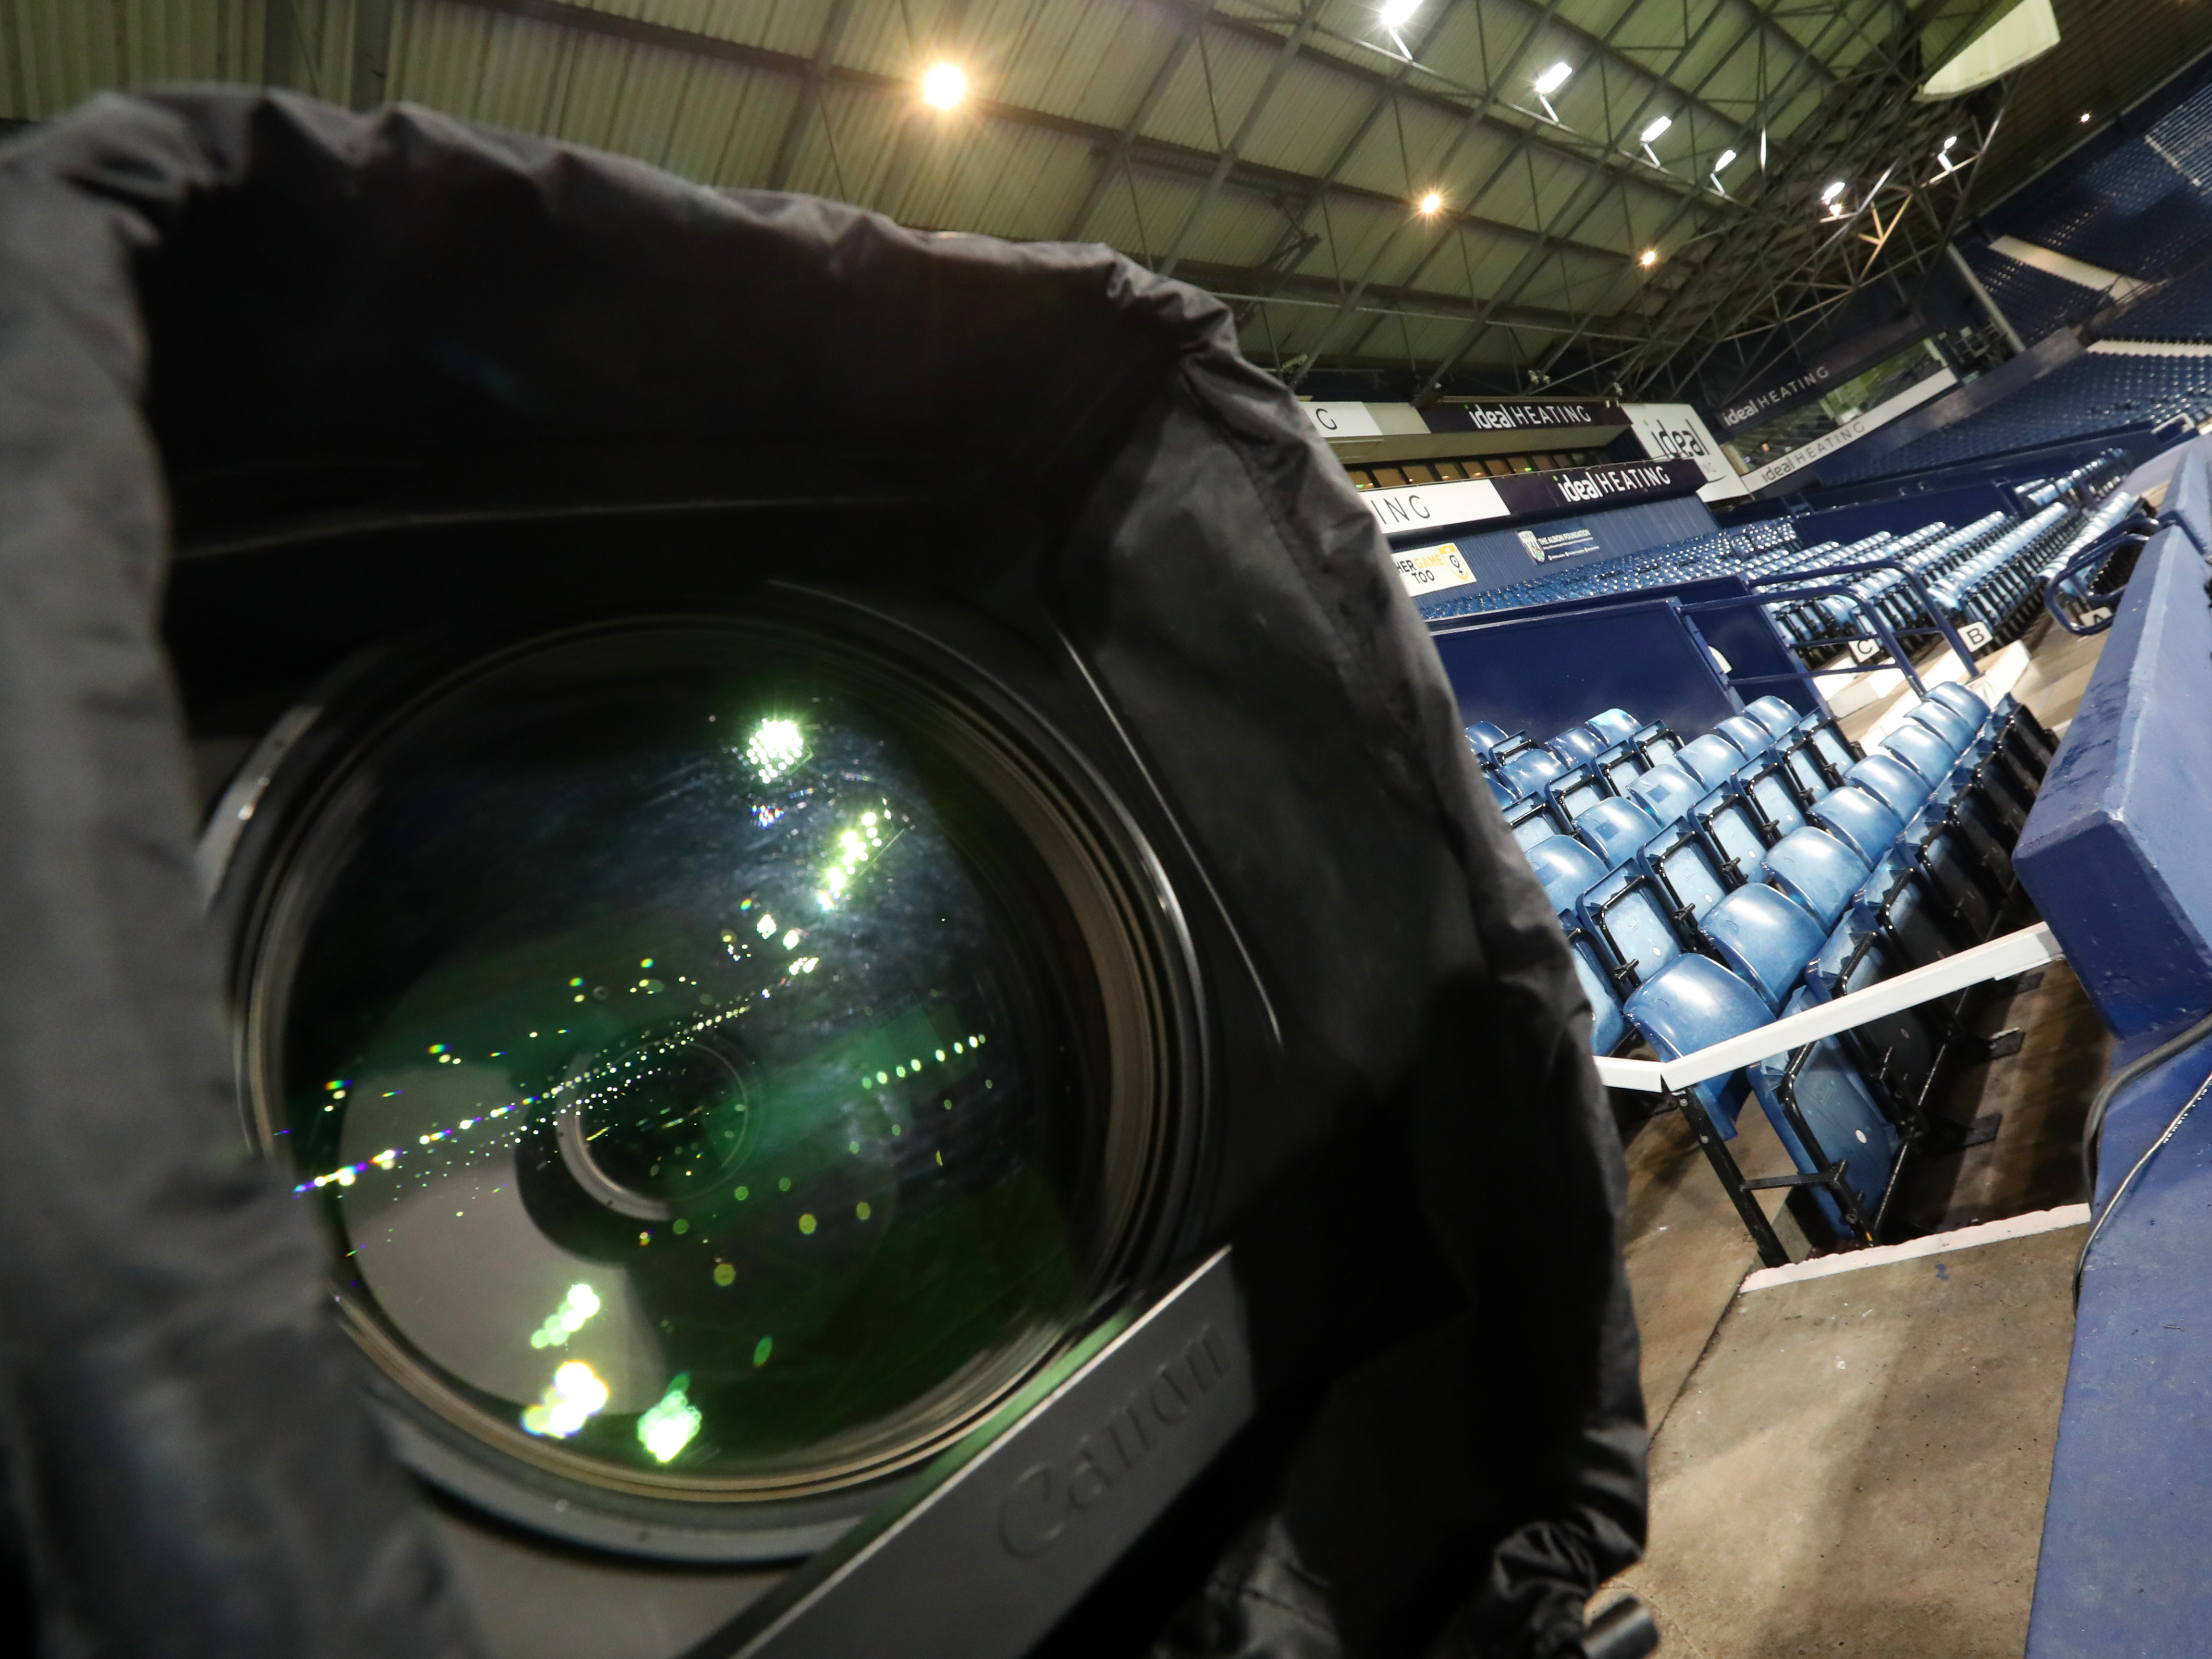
{"left": 0, "top": 91, "right": 1643, "bottom": 1658}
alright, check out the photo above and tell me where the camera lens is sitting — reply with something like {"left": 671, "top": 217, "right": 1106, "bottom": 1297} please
{"left": 234, "top": 620, "right": 1170, "bottom": 1513}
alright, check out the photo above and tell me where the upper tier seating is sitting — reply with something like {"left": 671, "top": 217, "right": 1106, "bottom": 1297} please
{"left": 1964, "top": 245, "right": 2111, "bottom": 343}
{"left": 1823, "top": 353, "right": 2212, "bottom": 485}
{"left": 1982, "top": 130, "right": 2212, "bottom": 282}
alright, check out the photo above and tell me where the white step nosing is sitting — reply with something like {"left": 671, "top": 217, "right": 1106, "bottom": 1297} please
{"left": 1739, "top": 1203, "right": 2091, "bottom": 1293}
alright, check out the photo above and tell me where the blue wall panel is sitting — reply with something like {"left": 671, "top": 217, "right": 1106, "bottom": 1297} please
{"left": 1427, "top": 600, "right": 1740, "bottom": 742}
{"left": 2016, "top": 527, "right": 2212, "bottom": 1037}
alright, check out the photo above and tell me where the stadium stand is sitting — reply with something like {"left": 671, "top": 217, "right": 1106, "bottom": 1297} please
{"left": 1464, "top": 669, "right": 2054, "bottom": 1263}
{"left": 1963, "top": 244, "right": 2112, "bottom": 342}
{"left": 1819, "top": 348, "right": 2212, "bottom": 483}
{"left": 1982, "top": 111, "right": 2212, "bottom": 281}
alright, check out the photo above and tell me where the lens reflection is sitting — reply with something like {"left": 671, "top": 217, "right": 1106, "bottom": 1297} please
{"left": 263, "top": 629, "right": 1107, "bottom": 1490}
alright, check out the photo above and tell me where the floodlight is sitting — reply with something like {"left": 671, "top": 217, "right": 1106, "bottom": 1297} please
{"left": 1533, "top": 62, "right": 1574, "bottom": 97}
{"left": 1714, "top": 148, "right": 1737, "bottom": 171}
{"left": 1418, "top": 191, "right": 1443, "bottom": 215}
{"left": 1639, "top": 248, "right": 1659, "bottom": 268}
{"left": 1820, "top": 180, "right": 1847, "bottom": 203}
{"left": 1638, "top": 115, "right": 1672, "bottom": 145}
{"left": 1941, "top": 135, "right": 1958, "bottom": 151}
{"left": 921, "top": 63, "right": 967, "bottom": 111}
{"left": 1379, "top": 0, "right": 1420, "bottom": 28}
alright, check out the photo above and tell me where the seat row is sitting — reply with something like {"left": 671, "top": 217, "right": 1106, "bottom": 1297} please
{"left": 1471, "top": 686, "right": 2054, "bottom": 1262}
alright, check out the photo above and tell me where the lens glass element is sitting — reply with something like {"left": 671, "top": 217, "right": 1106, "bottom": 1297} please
{"left": 257, "top": 627, "right": 1125, "bottom": 1495}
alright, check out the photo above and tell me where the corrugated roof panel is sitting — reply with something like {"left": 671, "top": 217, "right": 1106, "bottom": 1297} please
{"left": 989, "top": 0, "right": 1162, "bottom": 125}
{"left": 834, "top": 0, "right": 959, "bottom": 82}
{"left": 802, "top": 78, "right": 909, "bottom": 204}
{"left": 667, "top": 64, "right": 803, "bottom": 185}
{"left": 404, "top": 2, "right": 569, "bottom": 138}
{"left": 603, "top": 0, "right": 860, "bottom": 61}
{"left": 1328, "top": 93, "right": 1465, "bottom": 199}
{"left": 895, "top": 117, "right": 1084, "bottom": 240}
{"left": 1232, "top": 55, "right": 1389, "bottom": 182}
{"left": 1083, "top": 166, "right": 1199, "bottom": 263}
{"left": 1138, "top": 22, "right": 1279, "bottom": 157}
{"left": 1180, "top": 186, "right": 1310, "bottom": 272}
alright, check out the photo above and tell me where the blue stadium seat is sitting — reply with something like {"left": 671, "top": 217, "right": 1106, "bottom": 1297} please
{"left": 1545, "top": 763, "right": 1614, "bottom": 824}
{"left": 1633, "top": 721, "right": 1684, "bottom": 769}
{"left": 1676, "top": 732, "right": 1748, "bottom": 787}
{"left": 1702, "top": 882, "right": 1826, "bottom": 1010}
{"left": 1482, "top": 771, "right": 1516, "bottom": 809}
{"left": 1903, "top": 698, "right": 1978, "bottom": 761}
{"left": 1925, "top": 682, "right": 1989, "bottom": 728}
{"left": 1881, "top": 720, "right": 1962, "bottom": 787}
{"left": 1579, "top": 863, "right": 1695, "bottom": 990}
{"left": 1577, "top": 798, "right": 1665, "bottom": 870}
{"left": 1714, "top": 713, "right": 1776, "bottom": 759}
{"left": 1751, "top": 989, "right": 1905, "bottom": 1241}
{"left": 1622, "top": 953, "right": 1767, "bottom": 1138}
{"left": 1628, "top": 763, "right": 1702, "bottom": 823}
{"left": 1526, "top": 834, "right": 1610, "bottom": 910}
{"left": 1808, "top": 784, "right": 1906, "bottom": 864}
{"left": 1740, "top": 759, "right": 1815, "bottom": 840}
{"left": 1500, "top": 746, "right": 1570, "bottom": 797}
{"left": 1690, "top": 784, "right": 1775, "bottom": 884}
{"left": 1808, "top": 920, "right": 1946, "bottom": 1118}
{"left": 1763, "top": 826, "right": 1872, "bottom": 928}
{"left": 1465, "top": 721, "right": 1513, "bottom": 755}
{"left": 1592, "top": 742, "right": 1647, "bottom": 795}
{"left": 1549, "top": 724, "right": 1610, "bottom": 766}
{"left": 1777, "top": 732, "right": 1835, "bottom": 801}
{"left": 1637, "top": 819, "right": 1737, "bottom": 923}
{"left": 1585, "top": 707, "right": 1641, "bottom": 745}
{"left": 1845, "top": 752, "right": 1933, "bottom": 819}
{"left": 1744, "top": 695, "right": 1802, "bottom": 738}
{"left": 1899, "top": 811, "right": 2003, "bottom": 942}
{"left": 1561, "top": 915, "right": 1629, "bottom": 1057}
{"left": 1503, "top": 793, "right": 1570, "bottom": 850}
{"left": 1795, "top": 713, "right": 1860, "bottom": 785}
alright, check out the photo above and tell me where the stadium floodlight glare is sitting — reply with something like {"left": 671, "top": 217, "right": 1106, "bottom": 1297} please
{"left": 1417, "top": 191, "right": 1443, "bottom": 215}
{"left": 1639, "top": 115, "right": 1673, "bottom": 145}
{"left": 1714, "top": 148, "right": 1737, "bottom": 171}
{"left": 921, "top": 62, "right": 968, "bottom": 111}
{"left": 1820, "top": 180, "right": 1847, "bottom": 203}
{"left": 1942, "top": 135, "right": 1958, "bottom": 151}
{"left": 1379, "top": 0, "right": 1420, "bottom": 28}
{"left": 1533, "top": 62, "right": 1574, "bottom": 97}
{"left": 1639, "top": 248, "right": 1659, "bottom": 268}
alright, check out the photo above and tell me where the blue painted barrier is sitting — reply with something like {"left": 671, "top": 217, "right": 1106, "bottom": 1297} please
{"left": 2016, "top": 527, "right": 2212, "bottom": 1038}
{"left": 1427, "top": 598, "right": 1741, "bottom": 742}
{"left": 1422, "top": 576, "right": 1822, "bottom": 718}
{"left": 2019, "top": 522, "right": 2212, "bottom": 1657}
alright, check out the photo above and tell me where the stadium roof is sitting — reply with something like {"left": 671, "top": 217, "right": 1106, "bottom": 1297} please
{"left": 0, "top": 2, "right": 2202, "bottom": 404}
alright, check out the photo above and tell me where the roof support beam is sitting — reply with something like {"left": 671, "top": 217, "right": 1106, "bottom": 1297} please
{"left": 1404, "top": 0, "right": 1744, "bottom": 398}
{"left": 1401, "top": 0, "right": 1865, "bottom": 395}
{"left": 1167, "top": 258, "right": 1645, "bottom": 343}
{"left": 767, "top": 0, "right": 860, "bottom": 191}
{"left": 1062, "top": 0, "right": 1214, "bottom": 241}
{"left": 436, "top": 0, "right": 1633, "bottom": 274}
{"left": 1520, "top": 3, "right": 1869, "bottom": 384}
{"left": 351, "top": 0, "right": 396, "bottom": 112}
{"left": 1279, "top": 0, "right": 1576, "bottom": 385}
{"left": 1157, "top": 0, "right": 1327, "bottom": 276}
